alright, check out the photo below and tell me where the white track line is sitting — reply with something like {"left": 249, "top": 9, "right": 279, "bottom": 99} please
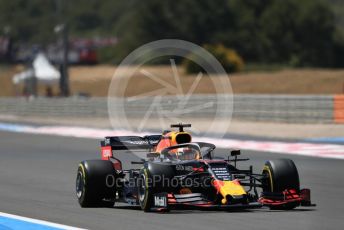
{"left": 0, "top": 122, "right": 344, "bottom": 160}
{"left": 196, "top": 137, "right": 344, "bottom": 160}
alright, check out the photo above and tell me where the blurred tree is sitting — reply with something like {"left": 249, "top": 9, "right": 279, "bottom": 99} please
{"left": 0, "top": 0, "right": 342, "bottom": 67}
{"left": 260, "top": 0, "right": 336, "bottom": 67}
{"left": 0, "top": 0, "right": 56, "bottom": 44}
{"left": 219, "top": 0, "right": 273, "bottom": 62}
{"left": 183, "top": 44, "right": 244, "bottom": 74}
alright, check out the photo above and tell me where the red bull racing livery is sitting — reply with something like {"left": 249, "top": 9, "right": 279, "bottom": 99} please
{"left": 76, "top": 123, "right": 315, "bottom": 212}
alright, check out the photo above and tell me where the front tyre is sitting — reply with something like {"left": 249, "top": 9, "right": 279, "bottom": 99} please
{"left": 262, "top": 159, "right": 300, "bottom": 210}
{"left": 76, "top": 160, "right": 116, "bottom": 207}
{"left": 138, "top": 168, "right": 154, "bottom": 212}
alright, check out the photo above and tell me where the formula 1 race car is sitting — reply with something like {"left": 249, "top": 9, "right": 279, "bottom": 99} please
{"left": 75, "top": 123, "right": 315, "bottom": 212}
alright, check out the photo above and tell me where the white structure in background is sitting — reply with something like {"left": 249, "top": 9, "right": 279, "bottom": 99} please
{"left": 13, "top": 53, "right": 60, "bottom": 85}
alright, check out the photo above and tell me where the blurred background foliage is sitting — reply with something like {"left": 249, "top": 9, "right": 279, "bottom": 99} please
{"left": 183, "top": 44, "right": 244, "bottom": 74}
{"left": 0, "top": 0, "right": 344, "bottom": 68}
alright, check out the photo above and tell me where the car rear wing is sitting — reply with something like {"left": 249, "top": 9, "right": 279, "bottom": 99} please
{"left": 100, "top": 135, "right": 162, "bottom": 169}
{"left": 100, "top": 135, "right": 162, "bottom": 150}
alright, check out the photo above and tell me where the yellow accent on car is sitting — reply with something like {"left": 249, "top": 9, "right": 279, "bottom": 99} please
{"left": 79, "top": 164, "right": 86, "bottom": 185}
{"left": 214, "top": 181, "right": 247, "bottom": 204}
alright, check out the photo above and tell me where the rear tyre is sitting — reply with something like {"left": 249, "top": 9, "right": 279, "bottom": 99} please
{"left": 138, "top": 168, "right": 154, "bottom": 212}
{"left": 76, "top": 160, "right": 116, "bottom": 207}
{"left": 262, "top": 159, "right": 300, "bottom": 210}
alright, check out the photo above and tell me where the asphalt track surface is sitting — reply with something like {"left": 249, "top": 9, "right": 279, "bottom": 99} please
{"left": 0, "top": 131, "right": 343, "bottom": 230}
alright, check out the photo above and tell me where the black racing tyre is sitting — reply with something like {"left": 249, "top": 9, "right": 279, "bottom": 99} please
{"left": 138, "top": 168, "right": 154, "bottom": 212}
{"left": 262, "top": 159, "right": 300, "bottom": 210}
{"left": 76, "top": 160, "right": 116, "bottom": 207}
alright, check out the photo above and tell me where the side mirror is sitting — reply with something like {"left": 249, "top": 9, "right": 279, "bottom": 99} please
{"left": 231, "top": 149, "right": 241, "bottom": 156}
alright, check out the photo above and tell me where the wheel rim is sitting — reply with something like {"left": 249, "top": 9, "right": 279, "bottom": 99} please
{"left": 262, "top": 166, "right": 273, "bottom": 192}
{"left": 76, "top": 171, "right": 84, "bottom": 198}
{"left": 138, "top": 174, "right": 146, "bottom": 202}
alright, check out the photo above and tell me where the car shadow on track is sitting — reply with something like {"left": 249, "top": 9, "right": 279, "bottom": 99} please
{"left": 111, "top": 205, "right": 254, "bottom": 214}
{"left": 111, "top": 205, "right": 316, "bottom": 214}
{"left": 112, "top": 205, "right": 142, "bottom": 211}
{"left": 268, "top": 208, "right": 317, "bottom": 212}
